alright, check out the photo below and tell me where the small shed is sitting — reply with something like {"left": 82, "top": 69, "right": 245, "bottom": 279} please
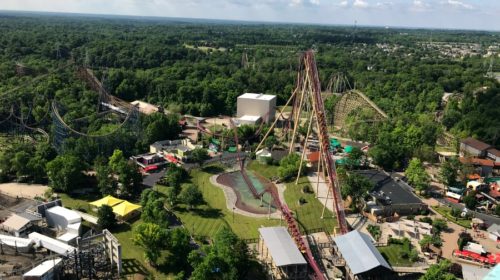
{"left": 1, "top": 214, "right": 32, "bottom": 237}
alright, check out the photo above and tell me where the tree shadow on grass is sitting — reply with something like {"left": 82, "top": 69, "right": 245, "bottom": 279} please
{"left": 191, "top": 207, "right": 223, "bottom": 219}
{"left": 113, "top": 222, "right": 132, "bottom": 233}
{"left": 121, "top": 258, "right": 149, "bottom": 277}
{"left": 202, "top": 165, "right": 225, "bottom": 174}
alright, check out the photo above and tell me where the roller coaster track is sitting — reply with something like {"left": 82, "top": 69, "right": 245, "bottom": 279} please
{"left": 52, "top": 67, "right": 139, "bottom": 139}
{"left": 52, "top": 101, "right": 135, "bottom": 138}
{"left": 332, "top": 89, "right": 387, "bottom": 129}
{"left": 302, "top": 51, "right": 349, "bottom": 235}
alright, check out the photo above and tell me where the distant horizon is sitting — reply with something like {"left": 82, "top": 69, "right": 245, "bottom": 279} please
{"left": 0, "top": 0, "right": 499, "bottom": 32}
{"left": 1, "top": 9, "right": 499, "bottom": 33}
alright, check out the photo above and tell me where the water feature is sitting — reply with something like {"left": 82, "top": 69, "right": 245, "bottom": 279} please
{"left": 217, "top": 170, "right": 277, "bottom": 214}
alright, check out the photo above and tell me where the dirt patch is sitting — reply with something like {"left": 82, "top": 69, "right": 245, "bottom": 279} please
{"left": 0, "top": 183, "right": 48, "bottom": 199}
{"left": 216, "top": 171, "right": 277, "bottom": 215}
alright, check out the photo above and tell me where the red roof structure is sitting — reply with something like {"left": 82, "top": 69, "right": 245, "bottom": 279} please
{"left": 307, "top": 152, "right": 320, "bottom": 163}
{"left": 459, "top": 157, "right": 494, "bottom": 167}
{"left": 165, "top": 154, "right": 179, "bottom": 164}
{"left": 143, "top": 165, "right": 158, "bottom": 172}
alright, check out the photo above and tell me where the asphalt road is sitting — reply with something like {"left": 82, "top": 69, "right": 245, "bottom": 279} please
{"left": 387, "top": 171, "right": 500, "bottom": 227}
{"left": 436, "top": 198, "right": 500, "bottom": 227}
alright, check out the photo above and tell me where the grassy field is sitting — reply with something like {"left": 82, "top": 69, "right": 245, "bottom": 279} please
{"left": 284, "top": 177, "right": 337, "bottom": 233}
{"left": 60, "top": 161, "right": 337, "bottom": 277}
{"left": 378, "top": 244, "right": 414, "bottom": 266}
{"left": 248, "top": 161, "right": 337, "bottom": 233}
{"left": 431, "top": 205, "right": 471, "bottom": 228}
{"left": 163, "top": 165, "right": 280, "bottom": 240}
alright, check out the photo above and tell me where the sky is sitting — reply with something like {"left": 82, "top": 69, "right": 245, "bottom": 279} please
{"left": 0, "top": 0, "right": 499, "bottom": 31}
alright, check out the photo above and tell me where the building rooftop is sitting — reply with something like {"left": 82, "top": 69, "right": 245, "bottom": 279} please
{"left": 487, "top": 148, "right": 500, "bottom": 157}
{"left": 23, "top": 258, "right": 62, "bottom": 277}
{"left": 259, "top": 227, "right": 307, "bottom": 267}
{"left": 131, "top": 100, "right": 159, "bottom": 115}
{"left": 461, "top": 137, "right": 492, "bottom": 151}
{"left": 459, "top": 157, "right": 495, "bottom": 167}
{"left": 238, "top": 93, "right": 276, "bottom": 101}
{"left": 487, "top": 224, "right": 500, "bottom": 236}
{"left": 356, "top": 170, "right": 422, "bottom": 205}
{"left": 46, "top": 206, "right": 81, "bottom": 223}
{"left": 1, "top": 214, "right": 31, "bottom": 232}
{"left": 334, "top": 230, "right": 392, "bottom": 275}
{"left": 461, "top": 264, "right": 491, "bottom": 280}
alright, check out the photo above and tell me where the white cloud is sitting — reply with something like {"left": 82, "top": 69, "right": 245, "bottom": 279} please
{"left": 411, "top": 0, "right": 431, "bottom": 12}
{"left": 443, "top": 0, "right": 474, "bottom": 10}
{"left": 338, "top": 0, "right": 349, "bottom": 7}
{"left": 353, "top": 0, "right": 369, "bottom": 8}
{"left": 375, "top": 2, "right": 393, "bottom": 9}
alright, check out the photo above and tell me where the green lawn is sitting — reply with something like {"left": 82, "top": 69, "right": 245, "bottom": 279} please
{"left": 248, "top": 161, "right": 337, "bottom": 234}
{"left": 284, "top": 177, "right": 337, "bottom": 234}
{"left": 378, "top": 244, "right": 414, "bottom": 266}
{"left": 163, "top": 165, "right": 280, "bottom": 240}
{"left": 431, "top": 205, "right": 471, "bottom": 228}
{"left": 247, "top": 160, "right": 279, "bottom": 179}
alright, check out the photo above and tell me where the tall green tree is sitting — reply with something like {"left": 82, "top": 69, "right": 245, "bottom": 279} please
{"left": 189, "top": 227, "right": 250, "bottom": 280}
{"left": 420, "top": 260, "right": 457, "bottom": 280}
{"left": 179, "top": 184, "right": 204, "bottom": 209}
{"left": 439, "top": 157, "right": 461, "bottom": 187}
{"left": 405, "top": 158, "right": 430, "bottom": 193}
{"left": 46, "top": 155, "right": 85, "bottom": 192}
{"left": 97, "top": 205, "right": 117, "bottom": 230}
{"left": 133, "top": 223, "right": 168, "bottom": 267}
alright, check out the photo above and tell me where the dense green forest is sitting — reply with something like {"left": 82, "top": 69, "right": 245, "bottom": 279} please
{"left": 0, "top": 12, "right": 499, "bottom": 175}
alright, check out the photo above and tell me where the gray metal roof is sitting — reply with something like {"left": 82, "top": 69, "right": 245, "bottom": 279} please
{"left": 334, "top": 230, "right": 392, "bottom": 275}
{"left": 259, "top": 227, "right": 307, "bottom": 267}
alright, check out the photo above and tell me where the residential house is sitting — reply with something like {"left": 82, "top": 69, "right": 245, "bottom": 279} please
{"left": 460, "top": 137, "right": 491, "bottom": 158}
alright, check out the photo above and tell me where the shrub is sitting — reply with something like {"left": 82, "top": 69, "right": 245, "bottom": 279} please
{"left": 302, "top": 185, "right": 313, "bottom": 193}
{"left": 367, "top": 225, "right": 381, "bottom": 241}
{"left": 406, "top": 215, "right": 415, "bottom": 220}
{"left": 299, "top": 197, "right": 307, "bottom": 205}
{"left": 419, "top": 217, "right": 433, "bottom": 224}
{"left": 409, "top": 249, "right": 419, "bottom": 262}
{"left": 451, "top": 207, "right": 461, "bottom": 217}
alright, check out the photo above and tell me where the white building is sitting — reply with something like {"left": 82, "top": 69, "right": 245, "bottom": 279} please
{"left": 236, "top": 93, "right": 276, "bottom": 125}
{"left": 45, "top": 206, "right": 82, "bottom": 243}
{"left": 23, "top": 258, "right": 62, "bottom": 280}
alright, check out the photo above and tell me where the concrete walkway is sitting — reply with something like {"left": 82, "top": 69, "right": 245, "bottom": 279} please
{"left": 209, "top": 175, "right": 281, "bottom": 219}
{"left": 306, "top": 171, "right": 334, "bottom": 213}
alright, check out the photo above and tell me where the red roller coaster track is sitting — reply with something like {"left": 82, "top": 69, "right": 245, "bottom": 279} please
{"left": 195, "top": 51, "right": 343, "bottom": 279}
{"left": 301, "top": 51, "right": 349, "bottom": 235}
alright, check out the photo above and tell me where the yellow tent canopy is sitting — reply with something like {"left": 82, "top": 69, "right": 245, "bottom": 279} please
{"left": 112, "top": 201, "right": 142, "bottom": 217}
{"left": 89, "top": 195, "right": 124, "bottom": 208}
